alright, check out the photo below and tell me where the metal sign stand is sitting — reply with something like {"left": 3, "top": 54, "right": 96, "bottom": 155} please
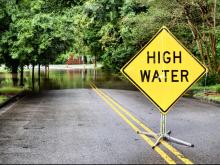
{"left": 137, "top": 113, "right": 194, "bottom": 149}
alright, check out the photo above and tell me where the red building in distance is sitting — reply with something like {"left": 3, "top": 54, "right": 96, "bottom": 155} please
{"left": 66, "top": 53, "right": 83, "bottom": 65}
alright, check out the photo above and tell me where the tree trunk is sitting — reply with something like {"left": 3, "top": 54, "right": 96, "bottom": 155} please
{"left": 214, "top": 0, "right": 216, "bottom": 27}
{"left": 19, "top": 65, "right": 24, "bottom": 86}
{"left": 187, "top": 20, "right": 206, "bottom": 66}
{"left": 94, "top": 55, "right": 97, "bottom": 69}
{"left": 209, "top": 34, "right": 217, "bottom": 72}
{"left": 12, "top": 73, "right": 18, "bottom": 87}
{"left": 179, "top": 0, "right": 219, "bottom": 81}
{"left": 44, "top": 64, "right": 50, "bottom": 78}
{"left": 202, "top": 36, "right": 213, "bottom": 71}
{"left": 38, "top": 64, "right": 40, "bottom": 79}
{"left": 32, "top": 64, "right": 35, "bottom": 80}
{"left": 198, "top": 1, "right": 217, "bottom": 73}
{"left": 11, "top": 65, "right": 18, "bottom": 87}
{"left": 47, "top": 64, "right": 49, "bottom": 78}
{"left": 93, "top": 68, "right": 97, "bottom": 81}
{"left": 32, "top": 64, "right": 35, "bottom": 91}
{"left": 38, "top": 64, "right": 41, "bottom": 90}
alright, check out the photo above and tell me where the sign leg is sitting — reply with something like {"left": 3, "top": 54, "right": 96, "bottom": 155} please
{"left": 138, "top": 113, "right": 194, "bottom": 149}
{"left": 165, "top": 135, "right": 194, "bottom": 147}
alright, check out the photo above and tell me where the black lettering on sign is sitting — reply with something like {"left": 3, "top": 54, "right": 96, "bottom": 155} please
{"left": 162, "top": 70, "right": 169, "bottom": 82}
{"left": 152, "top": 70, "right": 161, "bottom": 82}
{"left": 140, "top": 70, "right": 150, "bottom": 82}
{"left": 171, "top": 70, "right": 179, "bottom": 82}
{"left": 147, "top": 51, "right": 156, "bottom": 63}
{"left": 174, "top": 51, "right": 182, "bottom": 63}
{"left": 158, "top": 51, "right": 161, "bottom": 64}
{"left": 140, "top": 69, "right": 189, "bottom": 83}
{"left": 146, "top": 51, "right": 182, "bottom": 64}
{"left": 163, "top": 51, "right": 171, "bottom": 63}
{"left": 181, "top": 70, "right": 189, "bottom": 82}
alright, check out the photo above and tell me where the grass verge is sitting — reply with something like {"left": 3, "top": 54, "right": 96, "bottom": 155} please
{"left": 190, "top": 84, "right": 220, "bottom": 93}
{"left": 0, "top": 86, "right": 26, "bottom": 105}
{"left": 0, "top": 95, "right": 8, "bottom": 104}
{"left": 0, "top": 87, "right": 24, "bottom": 95}
{"left": 194, "top": 92, "right": 220, "bottom": 102}
{"left": 189, "top": 84, "right": 220, "bottom": 103}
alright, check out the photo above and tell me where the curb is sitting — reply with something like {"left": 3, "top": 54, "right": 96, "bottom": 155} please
{"left": 0, "top": 91, "right": 26, "bottom": 109}
{"left": 184, "top": 90, "right": 220, "bottom": 107}
{"left": 192, "top": 96, "right": 220, "bottom": 107}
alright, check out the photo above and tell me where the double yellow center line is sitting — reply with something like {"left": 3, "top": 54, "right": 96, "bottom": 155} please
{"left": 89, "top": 81, "right": 193, "bottom": 164}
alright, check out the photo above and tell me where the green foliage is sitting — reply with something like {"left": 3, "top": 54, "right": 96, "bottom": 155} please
{"left": 54, "top": 53, "right": 69, "bottom": 64}
{"left": 217, "top": 33, "right": 220, "bottom": 65}
{"left": 191, "top": 84, "right": 220, "bottom": 94}
{"left": 194, "top": 92, "right": 220, "bottom": 102}
{"left": 0, "top": 0, "right": 219, "bottom": 86}
{"left": 199, "top": 73, "right": 220, "bottom": 86}
{"left": 0, "top": 95, "right": 8, "bottom": 104}
{"left": 0, "top": 0, "right": 76, "bottom": 72}
{"left": 217, "top": 86, "right": 220, "bottom": 93}
{"left": 101, "top": 45, "right": 137, "bottom": 71}
{"left": 0, "top": 86, "right": 23, "bottom": 94}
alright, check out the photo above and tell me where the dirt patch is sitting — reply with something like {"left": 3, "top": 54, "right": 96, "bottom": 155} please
{"left": 204, "top": 92, "right": 220, "bottom": 96}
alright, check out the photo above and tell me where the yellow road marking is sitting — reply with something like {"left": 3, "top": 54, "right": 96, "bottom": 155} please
{"left": 90, "top": 81, "right": 193, "bottom": 164}
{"left": 89, "top": 82, "right": 176, "bottom": 164}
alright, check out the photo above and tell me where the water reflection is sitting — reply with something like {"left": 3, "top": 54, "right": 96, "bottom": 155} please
{"left": 41, "top": 69, "right": 136, "bottom": 90}
{"left": 0, "top": 68, "right": 136, "bottom": 91}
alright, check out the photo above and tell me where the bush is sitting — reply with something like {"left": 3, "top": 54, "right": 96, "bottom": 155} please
{"left": 54, "top": 53, "right": 69, "bottom": 64}
{"left": 199, "top": 73, "right": 219, "bottom": 86}
{"left": 0, "top": 95, "right": 8, "bottom": 103}
{"left": 102, "top": 45, "right": 137, "bottom": 72}
{"left": 217, "top": 86, "right": 220, "bottom": 93}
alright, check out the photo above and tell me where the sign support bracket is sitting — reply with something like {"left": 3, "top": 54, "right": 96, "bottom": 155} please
{"left": 137, "top": 113, "right": 194, "bottom": 149}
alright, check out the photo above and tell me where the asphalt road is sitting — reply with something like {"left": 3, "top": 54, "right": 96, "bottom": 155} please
{"left": 0, "top": 86, "right": 219, "bottom": 164}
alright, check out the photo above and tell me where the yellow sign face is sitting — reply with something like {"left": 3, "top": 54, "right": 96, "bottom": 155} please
{"left": 121, "top": 26, "right": 207, "bottom": 114}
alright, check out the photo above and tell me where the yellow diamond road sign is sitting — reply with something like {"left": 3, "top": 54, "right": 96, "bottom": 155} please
{"left": 121, "top": 26, "right": 207, "bottom": 114}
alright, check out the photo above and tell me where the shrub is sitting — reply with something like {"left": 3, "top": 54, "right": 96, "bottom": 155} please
{"left": 0, "top": 95, "right": 8, "bottom": 104}
{"left": 216, "top": 86, "right": 220, "bottom": 93}
{"left": 199, "top": 73, "right": 219, "bottom": 86}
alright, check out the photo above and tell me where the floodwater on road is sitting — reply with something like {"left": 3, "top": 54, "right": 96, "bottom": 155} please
{"left": 38, "top": 68, "right": 136, "bottom": 90}
{"left": 0, "top": 65, "right": 136, "bottom": 91}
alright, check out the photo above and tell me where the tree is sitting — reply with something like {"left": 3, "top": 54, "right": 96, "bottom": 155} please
{"left": 0, "top": 0, "right": 76, "bottom": 86}
{"left": 1, "top": 0, "right": 219, "bottom": 85}
{"left": 177, "top": 0, "right": 220, "bottom": 79}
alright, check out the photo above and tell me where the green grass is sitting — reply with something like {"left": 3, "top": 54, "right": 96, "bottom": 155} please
{"left": 190, "top": 84, "right": 220, "bottom": 93}
{"left": 190, "top": 84, "right": 220, "bottom": 102}
{"left": 0, "top": 95, "right": 8, "bottom": 104}
{"left": 194, "top": 92, "right": 220, "bottom": 102}
{"left": 0, "top": 87, "right": 24, "bottom": 95}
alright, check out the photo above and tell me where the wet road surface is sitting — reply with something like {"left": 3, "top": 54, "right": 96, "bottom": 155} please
{"left": 0, "top": 87, "right": 219, "bottom": 163}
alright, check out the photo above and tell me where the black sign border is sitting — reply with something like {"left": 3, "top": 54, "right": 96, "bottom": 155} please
{"left": 121, "top": 26, "right": 207, "bottom": 114}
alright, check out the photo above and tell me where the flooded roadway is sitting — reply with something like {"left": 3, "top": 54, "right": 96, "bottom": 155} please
{"left": 0, "top": 65, "right": 219, "bottom": 163}
{"left": 0, "top": 65, "right": 136, "bottom": 91}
